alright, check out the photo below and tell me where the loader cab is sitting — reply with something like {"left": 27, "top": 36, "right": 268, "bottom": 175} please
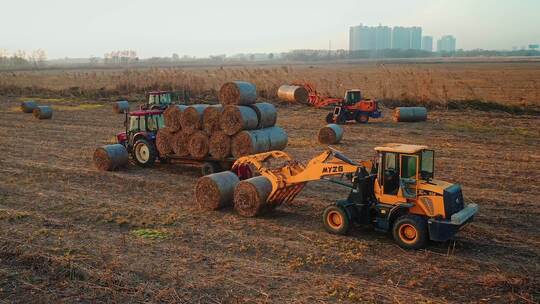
{"left": 374, "top": 144, "right": 434, "bottom": 204}
{"left": 343, "top": 89, "right": 362, "bottom": 106}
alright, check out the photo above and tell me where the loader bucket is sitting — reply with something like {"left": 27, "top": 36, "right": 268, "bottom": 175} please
{"left": 267, "top": 183, "right": 306, "bottom": 206}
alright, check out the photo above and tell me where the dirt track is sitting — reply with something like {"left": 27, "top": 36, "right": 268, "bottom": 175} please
{"left": 0, "top": 97, "right": 539, "bottom": 303}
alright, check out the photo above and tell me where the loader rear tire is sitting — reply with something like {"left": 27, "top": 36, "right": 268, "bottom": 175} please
{"left": 392, "top": 215, "right": 428, "bottom": 249}
{"left": 356, "top": 113, "right": 369, "bottom": 124}
{"left": 322, "top": 205, "right": 350, "bottom": 235}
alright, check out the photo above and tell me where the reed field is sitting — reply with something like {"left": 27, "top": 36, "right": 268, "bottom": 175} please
{"left": 0, "top": 60, "right": 539, "bottom": 113}
{"left": 0, "top": 60, "right": 539, "bottom": 303}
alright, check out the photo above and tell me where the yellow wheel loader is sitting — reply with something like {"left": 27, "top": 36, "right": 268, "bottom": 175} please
{"left": 232, "top": 144, "right": 478, "bottom": 249}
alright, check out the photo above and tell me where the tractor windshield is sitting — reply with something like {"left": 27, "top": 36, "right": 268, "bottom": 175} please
{"left": 161, "top": 94, "right": 172, "bottom": 104}
{"left": 129, "top": 114, "right": 165, "bottom": 132}
{"left": 146, "top": 114, "right": 165, "bottom": 131}
{"left": 420, "top": 150, "right": 434, "bottom": 180}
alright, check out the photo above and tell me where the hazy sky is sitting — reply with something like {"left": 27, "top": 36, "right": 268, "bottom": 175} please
{"left": 1, "top": 0, "right": 539, "bottom": 59}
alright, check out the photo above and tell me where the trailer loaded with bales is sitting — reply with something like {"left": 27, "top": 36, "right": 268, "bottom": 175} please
{"left": 94, "top": 81, "right": 288, "bottom": 175}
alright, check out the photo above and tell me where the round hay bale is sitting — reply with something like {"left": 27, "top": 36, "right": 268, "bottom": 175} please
{"left": 318, "top": 124, "right": 343, "bottom": 144}
{"left": 249, "top": 102, "right": 277, "bottom": 128}
{"left": 231, "top": 127, "right": 288, "bottom": 158}
{"left": 195, "top": 171, "right": 240, "bottom": 210}
{"left": 156, "top": 127, "right": 175, "bottom": 156}
{"left": 277, "top": 85, "right": 309, "bottom": 104}
{"left": 93, "top": 144, "right": 128, "bottom": 171}
{"left": 163, "top": 105, "right": 187, "bottom": 132}
{"left": 113, "top": 100, "right": 129, "bottom": 114}
{"left": 220, "top": 105, "right": 259, "bottom": 136}
{"left": 234, "top": 176, "right": 274, "bottom": 217}
{"left": 219, "top": 81, "right": 257, "bottom": 105}
{"left": 171, "top": 131, "right": 189, "bottom": 157}
{"left": 231, "top": 129, "right": 271, "bottom": 158}
{"left": 20, "top": 100, "right": 38, "bottom": 113}
{"left": 33, "top": 106, "right": 53, "bottom": 119}
{"left": 209, "top": 131, "right": 231, "bottom": 160}
{"left": 266, "top": 126, "right": 288, "bottom": 151}
{"left": 188, "top": 131, "right": 209, "bottom": 159}
{"left": 202, "top": 104, "right": 223, "bottom": 133}
{"left": 180, "top": 104, "right": 209, "bottom": 134}
{"left": 393, "top": 107, "right": 428, "bottom": 122}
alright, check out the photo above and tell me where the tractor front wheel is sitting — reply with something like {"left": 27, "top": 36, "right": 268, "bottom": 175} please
{"left": 132, "top": 139, "right": 157, "bottom": 167}
{"left": 356, "top": 113, "right": 369, "bottom": 124}
{"left": 322, "top": 205, "right": 350, "bottom": 235}
{"left": 392, "top": 215, "right": 428, "bottom": 249}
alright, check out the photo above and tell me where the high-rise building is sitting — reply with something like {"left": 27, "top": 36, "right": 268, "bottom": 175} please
{"left": 349, "top": 24, "right": 423, "bottom": 51}
{"left": 349, "top": 26, "right": 360, "bottom": 51}
{"left": 437, "top": 35, "right": 457, "bottom": 52}
{"left": 410, "top": 27, "right": 422, "bottom": 50}
{"left": 375, "top": 25, "right": 392, "bottom": 50}
{"left": 422, "top": 36, "right": 433, "bottom": 52}
{"left": 358, "top": 25, "right": 376, "bottom": 50}
{"left": 392, "top": 27, "right": 411, "bottom": 49}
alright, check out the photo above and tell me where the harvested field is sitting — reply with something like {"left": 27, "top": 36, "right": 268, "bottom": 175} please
{"left": 0, "top": 63, "right": 539, "bottom": 302}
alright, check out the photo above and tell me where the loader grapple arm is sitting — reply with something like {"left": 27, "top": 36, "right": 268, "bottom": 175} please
{"left": 231, "top": 149, "right": 373, "bottom": 207}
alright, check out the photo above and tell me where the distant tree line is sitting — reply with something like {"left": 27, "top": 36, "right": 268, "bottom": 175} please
{"left": 285, "top": 48, "right": 540, "bottom": 61}
{"left": 0, "top": 49, "right": 47, "bottom": 68}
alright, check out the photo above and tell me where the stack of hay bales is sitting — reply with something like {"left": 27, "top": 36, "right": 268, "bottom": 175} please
{"left": 158, "top": 81, "right": 288, "bottom": 160}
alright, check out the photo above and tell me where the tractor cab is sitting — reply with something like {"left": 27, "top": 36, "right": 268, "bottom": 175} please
{"left": 145, "top": 91, "right": 172, "bottom": 110}
{"left": 116, "top": 109, "right": 164, "bottom": 167}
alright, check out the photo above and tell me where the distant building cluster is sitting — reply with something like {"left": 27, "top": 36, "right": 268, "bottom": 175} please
{"left": 436, "top": 35, "right": 457, "bottom": 52}
{"left": 349, "top": 24, "right": 456, "bottom": 53}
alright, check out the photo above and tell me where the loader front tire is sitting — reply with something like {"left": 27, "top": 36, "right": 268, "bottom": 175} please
{"left": 325, "top": 113, "right": 335, "bottom": 124}
{"left": 392, "top": 215, "right": 428, "bottom": 249}
{"left": 322, "top": 205, "right": 350, "bottom": 235}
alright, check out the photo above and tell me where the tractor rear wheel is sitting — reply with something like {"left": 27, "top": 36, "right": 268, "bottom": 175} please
{"left": 392, "top": 215, "right": 428, "bottom": 249}
{"left": 132, "top": 139, "right": 157, "bottom": 167}
{"left": 325, "top": 113, "right": 335, "bottom": 124}
{"left": 356, "top": 113, "right": 369, "bottom": 124}
{"left": 322, "top": 205, "right": 350, "bottom": 235}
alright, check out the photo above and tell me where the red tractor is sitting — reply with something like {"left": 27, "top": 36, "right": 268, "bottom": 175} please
{"left": 325, "top": 89, "right": 381, "bottom": 124}
{"left": 116, "top": 109, "right": 165, "bottom": 167}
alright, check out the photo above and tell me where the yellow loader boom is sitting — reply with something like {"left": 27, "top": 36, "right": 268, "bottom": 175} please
{"left": 232, "top": 148, "right": 372, "bottom": 206}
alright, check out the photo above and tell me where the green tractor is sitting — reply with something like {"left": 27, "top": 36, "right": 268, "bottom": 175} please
{"left": 141, "top": 91, "right": 173, "bottom": 110}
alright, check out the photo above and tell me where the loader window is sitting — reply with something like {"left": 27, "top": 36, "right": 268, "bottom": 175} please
{"left": 383, "top": 152, "right": 399, "bottom": 195}
{"left": 346, "top": 91, "right": 361, "bottom": 104}
{"left": 420, "top": 150, "right": 434, "bottom": 180}
{"left": 401, "top": 155, "right": 417, "bottom": 179}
